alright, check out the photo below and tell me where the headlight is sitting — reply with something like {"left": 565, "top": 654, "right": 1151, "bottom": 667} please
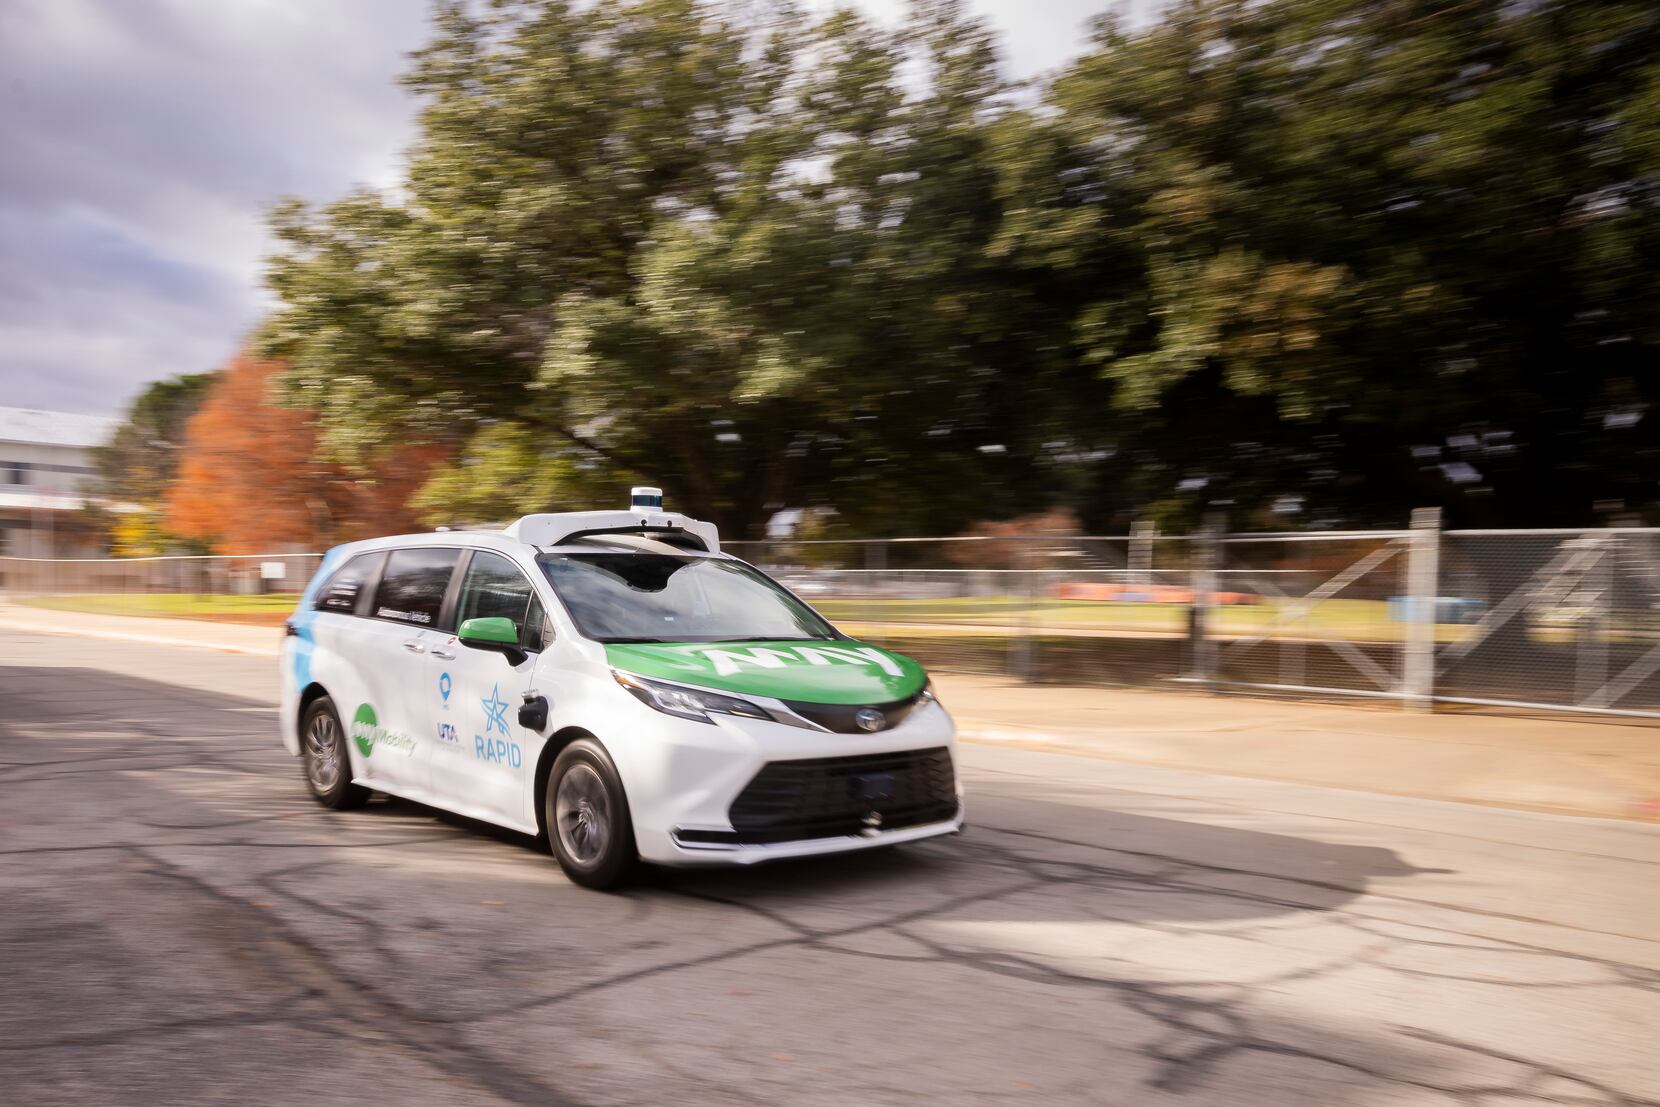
{"left": 613, "top": 671, "right": 773, "bottom": 724}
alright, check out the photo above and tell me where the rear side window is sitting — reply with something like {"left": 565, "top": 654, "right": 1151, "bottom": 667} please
{"left": 314, "top": 551, "right": 384, "bottom": 614}
{"left": 372, "top": 548, "right": 459, "bottom": 627}
{"left": 456, "top": 550, "right": 549, "bottom": 651}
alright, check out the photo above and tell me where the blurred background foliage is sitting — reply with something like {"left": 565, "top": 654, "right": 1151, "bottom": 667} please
{"left": 88, "top": 371, "right": 218, "bottom": 556}
{"left": 239, "top": 0, "right": 1660, "bottom": 539}
{"left": 162, "top": 355, "right": 447, "bottom": 553}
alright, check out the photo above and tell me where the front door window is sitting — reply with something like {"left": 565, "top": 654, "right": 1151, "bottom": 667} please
{"left": 457, "top": 550, "right": 543, "bottom": 646}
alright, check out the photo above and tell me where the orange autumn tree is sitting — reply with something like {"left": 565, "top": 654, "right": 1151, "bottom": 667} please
{"left": 167, "top": 353, "right": 444, "bottom": 553}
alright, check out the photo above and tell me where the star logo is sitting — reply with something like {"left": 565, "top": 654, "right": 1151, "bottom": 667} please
{"left": 481, "top": 684, "right": 512, "bottom": 738}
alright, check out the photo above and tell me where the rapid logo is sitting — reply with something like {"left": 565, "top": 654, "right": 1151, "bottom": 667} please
{"left": 474, "top": 683, "right": 522, "bottom": 768}
{"left": 474, "top": 733, "right": 523, "bottom": 768}
{"left": 351, "top": 703, "right": 416, "bottom": 757}
{"left": 481, "top": 684, "right": 512, "bottom": 737}
{"left": 699, "top": 644, "right": 905, "bottom": 678}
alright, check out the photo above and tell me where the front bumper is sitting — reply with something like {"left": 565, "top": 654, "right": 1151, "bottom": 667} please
{"left": 613, "top": 697, "right": 962, "bottom": 866}
{"left": 666, "top": 812, "right": 964, "bottom": 867}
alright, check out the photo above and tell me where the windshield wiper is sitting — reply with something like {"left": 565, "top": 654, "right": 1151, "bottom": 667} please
{"left": 598, "top": 636, "right": 669, "bottom": 644}
{"left": 718, "top": 636, "right": 833, "bottom": 643}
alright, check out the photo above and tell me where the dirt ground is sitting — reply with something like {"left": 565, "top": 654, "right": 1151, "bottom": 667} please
{"left": 937, "top": 673, "right": 1660, "bottom": 823}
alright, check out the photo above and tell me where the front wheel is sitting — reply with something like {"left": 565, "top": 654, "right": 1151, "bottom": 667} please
{"left": 546, "top": 739, "right": 637, "bottom": 890}
{"left": 300, "top": 695, "right": 370, "bottom": 810}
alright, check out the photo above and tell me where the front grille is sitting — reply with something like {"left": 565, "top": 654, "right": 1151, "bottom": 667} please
{"left": 727, "top": 747, "right": 958, "bottom": 845}
{"left": 780, "top": 691, "right": 925, "bottom": 733}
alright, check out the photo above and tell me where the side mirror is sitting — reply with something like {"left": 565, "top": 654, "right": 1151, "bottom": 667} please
{"left": 457, "top": 616, "right": 528, "bottom": 666}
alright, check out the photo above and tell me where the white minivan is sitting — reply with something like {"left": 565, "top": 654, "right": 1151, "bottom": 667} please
{"left": 280, "top": 491, "right": 963, "bottom": 888}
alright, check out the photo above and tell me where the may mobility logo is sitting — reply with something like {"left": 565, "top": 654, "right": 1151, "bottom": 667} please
{"left": 351, "top": 704, "right": 417, "bottom": 758}
{"left": 699, "top": 644, "right": 905, "bottom": 678}
{"left": 474, "top": 684, "right": 522, "bottom": 769}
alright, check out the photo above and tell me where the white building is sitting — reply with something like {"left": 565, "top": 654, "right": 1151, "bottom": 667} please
{"left": 0, "top": 406, "right": 119, "bottom": 558}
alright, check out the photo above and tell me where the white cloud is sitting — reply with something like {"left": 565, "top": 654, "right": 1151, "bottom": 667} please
{"left": 0, "top": 0, "right": 1157, "bottom": 417}
{"left": 0, "top": 0, "right": 429, "bottom": 414}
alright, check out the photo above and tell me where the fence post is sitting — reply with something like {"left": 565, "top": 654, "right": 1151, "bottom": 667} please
{"left": 1575, "top": 532, "right": 1612, "bottom": 710}
{"left": 1130, "top": 520, "right": 1156, "bottom": 585}
{"left": 1017, "top": 566, "right": 1041, "bottom": 683}
{"left": 863, "top": 540, "right": 885, "bottom": 642}
{"left": 1188, "top": 514, "right": 1222, "bottom": 688}
{"left": 1402, "top": 506, "right": 1442, "bottom": 712}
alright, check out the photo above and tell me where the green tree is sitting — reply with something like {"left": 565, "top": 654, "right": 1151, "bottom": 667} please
{"left": 1041, "top": 0, "right": 1660, "bottom": 528}
{"left": 261, "top": 0, "right": 1660, "bottom": 537}
{"left": 260, "top": 0, "right": 1103, "bottom": 537}
{"left": 89, "top": 372, "right": 218, "bottom": 554}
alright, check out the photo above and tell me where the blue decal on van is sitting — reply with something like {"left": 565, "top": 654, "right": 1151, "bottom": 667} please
{"left": 481, "top": 684, "right": 512, "bottom": 738}
{"left": 289, "top": 545, "right": 347, "bottom": 693}
{"left": 474, "top": 733, "right": 523, "bottom": 768}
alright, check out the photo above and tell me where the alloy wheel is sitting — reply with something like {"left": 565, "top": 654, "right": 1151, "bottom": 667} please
{"left": 555, "top": 763, "right": 611, "bottom": 865}
{"left": 304, "top": 711, "right": 342, "bottom": 793}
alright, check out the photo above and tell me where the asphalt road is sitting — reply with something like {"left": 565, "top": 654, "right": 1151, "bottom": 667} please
{"left": 2, "top": 631, "right": 1658, "bottom": 1106}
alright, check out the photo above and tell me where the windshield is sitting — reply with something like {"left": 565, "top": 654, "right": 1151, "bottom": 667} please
{"left": 538, "top": 553, "right": 838, "bottom": 644}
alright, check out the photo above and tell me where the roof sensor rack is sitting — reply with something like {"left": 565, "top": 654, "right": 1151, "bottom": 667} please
{"left": 502, "top": 488, "right": 719, "bottom": 552}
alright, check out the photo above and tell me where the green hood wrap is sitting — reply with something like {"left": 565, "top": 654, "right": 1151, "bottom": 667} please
{"left": 605, "top": 640, "right": 927, "bottom": 705}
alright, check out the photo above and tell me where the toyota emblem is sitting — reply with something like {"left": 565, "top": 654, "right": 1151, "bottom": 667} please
{"left": 855, "top": 708, "right": 886, "bottom": 733}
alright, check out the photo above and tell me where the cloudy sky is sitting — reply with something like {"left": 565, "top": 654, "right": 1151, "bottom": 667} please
{"left": 0, "top": 0, "right": 1144, "bottom": 418}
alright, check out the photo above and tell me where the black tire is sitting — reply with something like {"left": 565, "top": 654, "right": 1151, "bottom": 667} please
{"left": 300, "top": 695, "right": 370, "bottom": 810}
{"left": 545, "top": 739, "right": 637, "bottom": 890}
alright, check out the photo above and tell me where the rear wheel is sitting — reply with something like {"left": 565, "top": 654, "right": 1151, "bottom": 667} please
{"left": 300, "top": 695, "right": 369, "bottom": 810}
{"left": 546, "top": 739, "right": 636, "bottom": 890}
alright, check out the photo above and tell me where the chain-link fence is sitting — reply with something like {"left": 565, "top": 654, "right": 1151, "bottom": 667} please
{"left": 722, "top": 531, "right": 1423, "bottom": 700}
{"left": 1199, "top": 530, "right": 1417, "bottom": 703}
{"left": 1435, "top": 529, "right": 1660, "bottom": 717}
{"left": 726, "top": 535, "right": 1184, "bottom": 685}
{"left": 0, "top": 552, "right": 322, "bottom": 623}
{"left": 727, "top": 519, "right": 1660, "bottom": 718}
{"left": 4, "top": 521, "right": 1659, "bottom": 718}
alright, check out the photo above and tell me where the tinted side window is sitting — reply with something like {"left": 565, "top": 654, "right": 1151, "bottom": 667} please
{"left": 456, "top": 551, "right": 546, "bottom": 651}
{"left": 372, "top": 548, "right": 459, "bottom": 627}
{"left": 314, "top": 551, "right": 384, "bottom": 614}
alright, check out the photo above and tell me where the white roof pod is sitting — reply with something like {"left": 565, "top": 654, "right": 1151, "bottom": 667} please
{"left": 503, "top": 488, "right": 720, "bottom": 553}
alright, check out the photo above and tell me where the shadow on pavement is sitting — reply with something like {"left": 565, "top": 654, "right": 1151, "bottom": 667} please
{"left": 0, "top": 658, "right": 1507, "bottom": 1106}
{"left": 2, "top": 662, "right": 1428, "bottom": 930}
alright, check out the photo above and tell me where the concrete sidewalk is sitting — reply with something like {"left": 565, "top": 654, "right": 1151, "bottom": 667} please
{"left": 4, "top": 599, "right": 1656, "bottom": 822}
{"left": 940, "top": 674, "right": 1660, "bottom": 823}
{"left": 0, "top": 599, "right": 283, "bottom": 656}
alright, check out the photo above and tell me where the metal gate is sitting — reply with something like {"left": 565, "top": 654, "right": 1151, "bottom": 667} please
{"left": 1184, "top": 529, "right": 1418, "bottom": 703}
{"left": 1435, "top": 528, "right": 1660, "bottom": 718}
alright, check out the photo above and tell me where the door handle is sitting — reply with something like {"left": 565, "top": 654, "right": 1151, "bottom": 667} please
{"left": 430, "top": 648, "right": 456, "bottom": 660}
{"left": 402, "top": 640, "right": 426, "bottom": 653}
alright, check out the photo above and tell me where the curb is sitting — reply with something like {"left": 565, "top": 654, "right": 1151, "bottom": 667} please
{"left": 0, "top": 618, "right": 282, "bottom": 658}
